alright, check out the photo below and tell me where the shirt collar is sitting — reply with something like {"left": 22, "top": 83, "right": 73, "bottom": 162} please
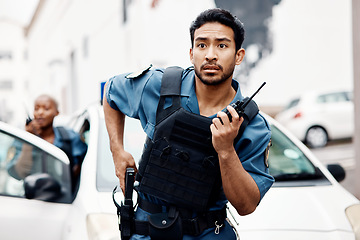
{"left": 52, "top": 127, "right": 63, "bottom": 148}
{"left": 183, "top": 68, "right": 243, "bottom": 116}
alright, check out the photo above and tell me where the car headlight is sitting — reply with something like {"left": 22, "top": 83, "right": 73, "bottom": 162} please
{"left": 346, "top": 204, "right": 360, "bottom": 240}
{"left": 86, "top": 213, "right": 120, "bottom": 240}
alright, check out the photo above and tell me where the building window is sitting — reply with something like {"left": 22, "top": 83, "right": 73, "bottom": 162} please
{"left": 0, "top": 51, "right": 12, "bottom": 61}
{"left": 0, "top": 80, "right": 13, "bottom": 90}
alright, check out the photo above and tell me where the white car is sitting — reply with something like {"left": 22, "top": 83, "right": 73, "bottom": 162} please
{"left": 275, "top": 90, "right": 353, "bottom": 148}
{"left": 0, "top": 104, "right": 359, "bottom": 240}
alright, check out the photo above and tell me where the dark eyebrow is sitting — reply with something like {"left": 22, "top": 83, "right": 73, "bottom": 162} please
{"left": 216, "top": 37, "right": 231, "bottom": 42}
{"left": 194, "top": 37, "right": 208, "bottom": 42}
{"left": 194, "top": 37, "right": 232, "bottom": 42}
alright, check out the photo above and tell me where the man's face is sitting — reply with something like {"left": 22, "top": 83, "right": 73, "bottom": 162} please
{"left": 190, "top": 22, "right": 245, "bottom": 86}
{"left": 33, "top": 96, "right": 59, "bottom": 128}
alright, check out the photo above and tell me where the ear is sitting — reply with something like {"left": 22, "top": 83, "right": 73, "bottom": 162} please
{"left": 189, "top": 48, "right": 194, "bottom": 64}
{"left": 235, "top": 48, "right": 245, "bottom": 65}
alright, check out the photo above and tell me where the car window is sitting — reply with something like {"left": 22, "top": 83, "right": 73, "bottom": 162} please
{"left": 0, "top": 130, "right": 71, "bottom": 199}
{"left": 285, "top": 98, "right": 300, "bottom": 110}
{"left": 268, "top": 125, "right": 325, "bottom": 182}
{"left": 317, "top": 92, "right": 349, "bottom": 103}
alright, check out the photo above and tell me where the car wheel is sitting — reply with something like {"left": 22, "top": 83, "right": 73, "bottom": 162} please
{"left": 305, "top": 126, "right": 328, "bottom": 148}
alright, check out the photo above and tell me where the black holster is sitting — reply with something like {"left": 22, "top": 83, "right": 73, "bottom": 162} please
{"left": 113, "top": 186, "right": 134, "bottom": 240}
{"left": 113, "top": 168, "right": 135, "bottom": 239}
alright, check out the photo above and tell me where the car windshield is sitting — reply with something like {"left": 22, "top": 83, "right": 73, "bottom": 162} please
{"left": 268, "top": 124, "right": 326, "bottom": 184}
{"left": 96, "top": 115, "right": 327, "bottom": 191}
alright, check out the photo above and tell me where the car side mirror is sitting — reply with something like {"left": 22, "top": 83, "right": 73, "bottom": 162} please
{"left": 327, "top": 164, "right": 346, "bottom": 182}
{"left": 24, "top": 173, "right": 63, "bottom": 202}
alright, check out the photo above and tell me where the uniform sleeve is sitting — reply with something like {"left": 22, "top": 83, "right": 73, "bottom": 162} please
{"left": 235, "top": 113, "right": 274, "bottom": 201}
{"left": 106, "top": 70, "right": 156, "bottom": 119}
{"left": 105, "top": 69, "right": 164, "bottom": 138}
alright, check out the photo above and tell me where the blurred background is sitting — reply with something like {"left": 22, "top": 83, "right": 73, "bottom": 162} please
{"left": 0, "top": 0, "right": 353, "bottom": 122}
{"left": 0, "top": 0, "right": 359, "bottom": 197}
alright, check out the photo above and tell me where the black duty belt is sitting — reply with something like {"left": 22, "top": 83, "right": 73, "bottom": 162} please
{"left": 133, "top": 197, "right": 227, "bottom": 236}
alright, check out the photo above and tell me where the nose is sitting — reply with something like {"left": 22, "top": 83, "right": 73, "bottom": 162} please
{"left": 35, "top": 107, "right": 44, "bottom": 116}
{"left": 205, "top": 46, "right": 217, "bottom": 61}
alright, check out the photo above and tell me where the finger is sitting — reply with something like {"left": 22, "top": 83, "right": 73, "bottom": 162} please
{"left": 212, "top": 116, "right": 222, "bottom": 128}
{"left": 210, "top": 122, "right": 219, "bottom": 134}
{"left": 239, "top": 116, "right": 244, "bottom": 124}
{"left": 216, "top": 111, "right": 230, "bottom": 125}
{"left": 120, "top": 176, "right": 126, "bottom": 194}
{"left": 227, "top": 106, "right": 240, "bottom": 122}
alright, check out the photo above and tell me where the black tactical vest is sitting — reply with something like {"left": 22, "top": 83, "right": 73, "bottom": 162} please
{"left": 137, "top": 66, "right": 258, "bottom": 212}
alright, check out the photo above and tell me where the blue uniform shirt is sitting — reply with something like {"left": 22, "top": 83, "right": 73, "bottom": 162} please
{"left": 53, "top": 127, "right": 88, "bottom": 166}
{"left": 106, "top": 66, "right": 274, "bottom": 239}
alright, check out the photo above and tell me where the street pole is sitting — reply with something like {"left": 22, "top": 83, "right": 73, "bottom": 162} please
{"left": 352, "top": 0, "right": 360, "bottom": 199}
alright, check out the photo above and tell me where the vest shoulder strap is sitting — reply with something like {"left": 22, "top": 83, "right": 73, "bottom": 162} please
{"left": 160, "top": 66, "right": 183, "bottom": 96}
{"left": 156, "top": 66, "right": 184, "bottom": 124}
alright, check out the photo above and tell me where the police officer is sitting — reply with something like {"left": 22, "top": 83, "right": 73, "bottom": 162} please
{"left": 104, "top": 8, "right": 274, "bottom": 239}
{"left": 7, "top": 95, "right": 87, "bottom": 183}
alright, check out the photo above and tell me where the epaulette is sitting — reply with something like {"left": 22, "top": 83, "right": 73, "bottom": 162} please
{"left": 125, "top": 64, "right": 152, "bottom": 79}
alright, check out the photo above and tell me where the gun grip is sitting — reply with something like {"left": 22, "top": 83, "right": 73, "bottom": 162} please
{"left": 124, "top": 168, "right": 135, "bottom": 202}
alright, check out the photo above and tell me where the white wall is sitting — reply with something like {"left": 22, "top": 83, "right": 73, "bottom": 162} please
{"left": 0, "top": 20, "right": 27, "bottom": 125}
{"left": 24, "top": 0, "right": 215, "bottom": 117}
{"left": 245, "top": 0, "right": 353, "bottom": 109}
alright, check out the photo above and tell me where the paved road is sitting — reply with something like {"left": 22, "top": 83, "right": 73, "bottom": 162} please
{"left": 310, "top": 139, "right": 358, "bottom": 199}
{"left": 311, "top": 139, "right": 355, "bottom": 170}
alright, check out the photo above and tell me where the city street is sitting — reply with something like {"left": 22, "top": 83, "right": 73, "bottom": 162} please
{"left": 310, "top": 138, "right": 358, "bottom": 199}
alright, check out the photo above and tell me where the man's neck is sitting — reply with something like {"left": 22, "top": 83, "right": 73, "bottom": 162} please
{"left": 195, "top": 78, "right": 236, "bottom": 117}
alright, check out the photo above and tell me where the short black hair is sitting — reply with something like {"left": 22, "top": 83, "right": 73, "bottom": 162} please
{"left": 190, "top": 8, "right": 245, "bottom": 51}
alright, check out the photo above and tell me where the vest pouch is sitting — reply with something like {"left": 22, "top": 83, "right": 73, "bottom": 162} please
{"left": 139, "top": 137, "right": 219, "bottom": 211}
{"left": 139, "top": 108, "right": 222, "bottom": 211}
{"left": 148, "top": 210, "right": 182, "bottom": 240}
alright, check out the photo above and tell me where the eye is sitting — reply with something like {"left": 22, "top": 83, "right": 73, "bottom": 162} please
{"left": 219, "top": 43, "right": 227, "bottom": 49}
{"left": 197, "top": 43, "right": 206, "bottom": 48}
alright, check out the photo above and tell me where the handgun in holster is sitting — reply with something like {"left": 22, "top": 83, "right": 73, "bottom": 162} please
{"left": 112, "top": 168, "right": 135, "bottom": 240}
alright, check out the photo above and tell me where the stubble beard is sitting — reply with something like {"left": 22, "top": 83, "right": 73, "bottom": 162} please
{"left": 194, "top": 64, "right": 235, "bottom": 86}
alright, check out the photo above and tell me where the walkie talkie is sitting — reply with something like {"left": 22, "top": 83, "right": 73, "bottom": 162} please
{"left": 222, "top": 82, "right": 266, "bottom": 122}
{"left": 24, "top": 104, "right": 33, "bottom": 125}
{"left": 26, "top": 116, "right": 33, "bottom": 125}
